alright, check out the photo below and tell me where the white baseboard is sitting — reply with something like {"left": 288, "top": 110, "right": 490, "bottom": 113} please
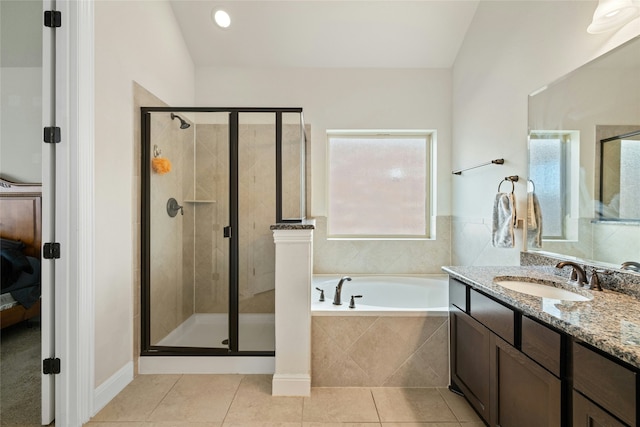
{"left": 272, "top": 373, "right": 311, "bottom": 396}
{"left": 92, "top": 361, "right": 133, "bottom": 415}
{"left": 138, "top": 356, "right": 275, "bottom": 374}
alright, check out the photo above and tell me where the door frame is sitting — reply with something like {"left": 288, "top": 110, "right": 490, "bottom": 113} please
{"left": 47, "top": 0, "right": 96, "bottom": 425}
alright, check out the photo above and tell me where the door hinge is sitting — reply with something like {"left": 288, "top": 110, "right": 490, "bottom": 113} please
{"left": 44, "top": 10, "right": 62, "bottom": 28}
{"left": 223, "top": 226, "right": 232, "bottom": 238}
{"left": 43, "top": 242, "right": 61, "bottom": 259}
{"left": 43, "top": 358, "right": 61, "bottom": 375}
{"left": 43, "top": 127, "right": 61, "bottom": 144}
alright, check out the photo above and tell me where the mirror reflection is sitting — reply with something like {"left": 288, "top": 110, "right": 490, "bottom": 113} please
{"left": 598, "top": 129, "right": 640, "bottom": 221}
{"left": 528, "top": 36, "right": 640, "bottom": 268}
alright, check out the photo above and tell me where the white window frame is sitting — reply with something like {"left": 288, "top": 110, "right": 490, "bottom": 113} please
{"left": 528, "top": 130, "right": 580, "bottom": 242}
{"left": 326, "top": 130, "right": 433, "bottom": 240}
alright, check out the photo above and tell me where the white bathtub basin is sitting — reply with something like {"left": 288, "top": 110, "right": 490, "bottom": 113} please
{"left": 495, "top": 279, "right": 591, "bottom": 301}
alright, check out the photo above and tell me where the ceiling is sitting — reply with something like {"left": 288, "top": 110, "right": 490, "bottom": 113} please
{"left": 169, "top": 0, "right": 480, "bottom": 69}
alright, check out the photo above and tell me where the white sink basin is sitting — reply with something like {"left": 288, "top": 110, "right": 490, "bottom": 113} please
{"left": 495, "top": 280, "right": 591, "bottom": 301}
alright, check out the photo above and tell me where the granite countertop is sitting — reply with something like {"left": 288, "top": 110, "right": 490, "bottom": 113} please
{"left": 442, "top": 265, "right": 640, "bottom": 370}
{"left": 270, "top": 218, "right": 316, "bottom": 230}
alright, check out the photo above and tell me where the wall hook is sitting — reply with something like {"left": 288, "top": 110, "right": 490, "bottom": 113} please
{"left": 153, "top": 144, "right": 162, "bottom": 158}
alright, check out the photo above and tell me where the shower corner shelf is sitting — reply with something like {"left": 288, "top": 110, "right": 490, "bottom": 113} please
{"left": 184, "top": 199, "right": 216, "bottom": 204}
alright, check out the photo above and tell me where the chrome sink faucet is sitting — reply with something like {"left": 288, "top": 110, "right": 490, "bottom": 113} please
{"left": 555, "top": 261, "right": 588, "bottom": 286}
{"left": 333, "top": 276, "right": 352, "bottom": 305}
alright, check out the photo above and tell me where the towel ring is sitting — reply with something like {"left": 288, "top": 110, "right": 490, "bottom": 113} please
{"left": 498, "top": 178, "right": 515, "bottom": 193}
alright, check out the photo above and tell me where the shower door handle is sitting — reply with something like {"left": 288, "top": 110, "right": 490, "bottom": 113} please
{"left": 223, "top": 226, "right": 232, "bottom": 238}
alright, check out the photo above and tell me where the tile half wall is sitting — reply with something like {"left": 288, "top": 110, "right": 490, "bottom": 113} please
{"left": 311, "top": 315, "right": 449, "bottom": 387}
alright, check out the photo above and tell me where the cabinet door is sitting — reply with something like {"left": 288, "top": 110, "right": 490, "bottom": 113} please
{"left": 450, "top": 306, "right": 491, "bottom": 423}
{"left": 491, "top": 335, "right": 561, "bottom": 427}
{"left": 573, "top": 342, "right": 636, "bottom": 426}
{"left": 573, "top": 391, "right": 627, "bottom": 427}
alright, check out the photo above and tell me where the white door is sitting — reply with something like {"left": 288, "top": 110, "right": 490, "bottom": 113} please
{"left": 0, "top": 0, "right": 55, "bottom": 424}
{"left": 41, "top": 0, "right": 56, "bottom": 423}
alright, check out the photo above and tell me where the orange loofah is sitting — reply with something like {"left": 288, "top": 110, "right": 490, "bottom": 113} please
{"left": 152, "top": 157, "right": 172, "bottom": 174}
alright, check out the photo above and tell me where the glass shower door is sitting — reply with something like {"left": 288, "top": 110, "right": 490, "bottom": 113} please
{"left": 142, "top": 107, "right": 304, "bottom": 355}
{"left": 237, "top": 113, "right": 276, "bottom": 352}
{"left": 144, "top": 110, "right": 230, "bottom": 352}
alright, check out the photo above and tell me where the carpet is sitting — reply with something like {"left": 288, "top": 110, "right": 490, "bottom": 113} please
{"left": 0, "top": 319, "right": 41, "bottom": 426}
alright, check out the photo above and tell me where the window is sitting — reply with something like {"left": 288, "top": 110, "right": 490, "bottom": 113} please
{"left": 327, "top": 131, "right": 432, "bottom": 238}
{"left": 528, "top": 131, "right": 579, "bottom": 240}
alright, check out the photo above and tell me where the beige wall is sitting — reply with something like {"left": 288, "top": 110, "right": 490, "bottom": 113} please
{"left": 195, "top": 67, "right": 453, "bottom": 274}
{"left": 451, "top": 0, "right": 640, "bottom": 266}
{"left": 95, "top": 0, "right": 194, "bottom": 387}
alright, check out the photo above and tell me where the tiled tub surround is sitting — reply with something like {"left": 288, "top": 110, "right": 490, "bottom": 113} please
{"left": 310, "top": 274, "right": 450, "bottom": 387}
{"left": 313, "top": 215, "right": 452, "bottom": 275}
{"left": 443, "top": 264, "right": 640, "bottom": 369}
{"left": 311, "top": 314, "right": 449, "bottom": 387}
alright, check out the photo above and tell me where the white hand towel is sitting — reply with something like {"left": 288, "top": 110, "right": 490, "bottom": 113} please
{"left": 527, "top": 191, "right": 543, "bottom": 248}
{"left": 492, "top": 192, "right": 516, "bottom": 248}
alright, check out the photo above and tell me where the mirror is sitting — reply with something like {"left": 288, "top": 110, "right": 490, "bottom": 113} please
{"left": 528, "top": 35, "right": 640, "bottom": 268}
{"left": 598, "top": 129, "right": 640, "bottom": 221}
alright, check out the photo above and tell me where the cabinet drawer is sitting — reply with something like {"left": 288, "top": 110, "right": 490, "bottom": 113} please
{"left": 521, "top": 316, "right": 561, "bottom": 377}
{"left": 573, "top": 342, "right": 636, "bottom": 426}
{"left": 469, "top": 289, "right": 514, "bottom": 345}
{"left": 449, "top": 278, "right": 467, "bottom": 311}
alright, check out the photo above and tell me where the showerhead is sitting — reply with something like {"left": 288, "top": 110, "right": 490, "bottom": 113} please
{"left": 170, "top": 113, "right": 191, "bottom": 129}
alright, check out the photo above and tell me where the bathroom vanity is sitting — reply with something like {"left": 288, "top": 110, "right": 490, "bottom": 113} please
{"left": 444, "top": 266, "right": 640, "bottom": 427}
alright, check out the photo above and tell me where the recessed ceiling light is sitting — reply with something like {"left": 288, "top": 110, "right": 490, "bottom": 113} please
{"left": 213, "top": 9, "right": 231, "bottom": 29}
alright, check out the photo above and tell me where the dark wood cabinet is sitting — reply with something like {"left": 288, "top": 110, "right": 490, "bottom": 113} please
{"left": 491, "top": 334, "right": 561, "bottom": 427}
{"left": 573, "top": 342, "right": 636, "bottom": 426}
{"left": 448, "top": 277, "right": 639, "bottom": 427}
{"left": 521, "top": 315, "right": 562, "bottom": 377}
{"left": 470, "top": 289, "right": 515, "bottom": 345}
{"left": 449, "top": 278, "right": 563, "bottom": 427}
{"left": 572, "top": 390, "right": 627, "bottom": 427}
{"left": 450, "top": 306, "right": 491, "bottom": 422}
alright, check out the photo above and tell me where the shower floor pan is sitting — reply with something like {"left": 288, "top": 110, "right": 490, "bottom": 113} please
{"left": 156, "top": 313, "right": 275, "bottom": 352}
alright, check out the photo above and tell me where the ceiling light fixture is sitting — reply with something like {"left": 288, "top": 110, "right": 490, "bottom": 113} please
{"left": 213, "top": 9, "right": 231, "bottom": 29}
{"left": 587, "top": 0, "right": 640, "bottom": 34}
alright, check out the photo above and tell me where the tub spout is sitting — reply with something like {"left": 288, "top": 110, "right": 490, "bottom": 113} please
{"left": 333, "top": 276, "right": 352, "bottom": 305}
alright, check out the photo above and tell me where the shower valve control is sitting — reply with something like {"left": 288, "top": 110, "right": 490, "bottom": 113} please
{"left": 349, "top": 295, "right": 363, "bottom": 309}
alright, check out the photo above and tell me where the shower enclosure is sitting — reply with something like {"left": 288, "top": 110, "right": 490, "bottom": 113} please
{"left": 141, "top": 108, "right": 307, "bottom": 356}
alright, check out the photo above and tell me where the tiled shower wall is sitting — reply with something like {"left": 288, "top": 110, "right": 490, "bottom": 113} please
{"left": 148, "top": 110, "right": 195, "bottom": 344}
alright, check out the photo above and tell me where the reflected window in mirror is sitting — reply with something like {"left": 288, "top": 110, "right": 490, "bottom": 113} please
{"left": 598, "top": 130, "right": 640, "bottom": 221}
{"left": 529, "top": 131, "right": 580, "bottom": 240}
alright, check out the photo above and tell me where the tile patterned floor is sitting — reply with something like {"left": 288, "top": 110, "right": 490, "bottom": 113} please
{"left": 85, "top": 374, "right": 485, "bottom": 426}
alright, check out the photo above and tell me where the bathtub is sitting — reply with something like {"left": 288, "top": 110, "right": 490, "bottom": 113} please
{"left": 311, "top": 274, "right": 449, "bottom": 316}
{"left": 310, "top": 274, "right": 450, "bottom": 387}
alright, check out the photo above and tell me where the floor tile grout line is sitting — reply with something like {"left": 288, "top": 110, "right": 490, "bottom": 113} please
{"left": 144, "top": 373, "right": 183, "bottom": 422}
{"left": 369, "top": 387, "right": 383, "bottom": 424}
{"left": 219, "top": 374, "right": 245, "bottom": 425}
{"left": 437, "top": 386, "right": 469, "bottom": 423}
